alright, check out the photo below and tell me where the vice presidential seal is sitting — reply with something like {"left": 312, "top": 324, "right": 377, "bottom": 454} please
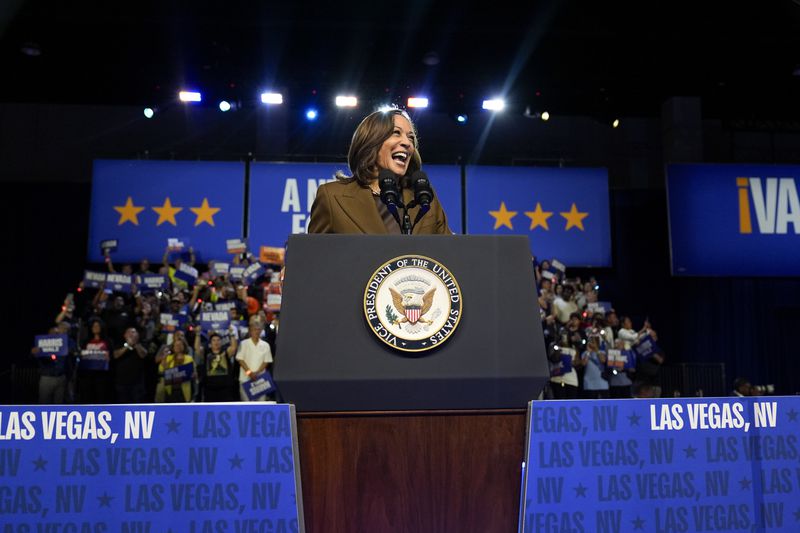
{"left": 363, "top": 255, "right": 462, "bottom": 353}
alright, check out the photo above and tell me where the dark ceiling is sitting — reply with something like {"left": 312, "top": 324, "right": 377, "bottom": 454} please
{"left": 3, "top": 0, "right": 800, "bottom": 119}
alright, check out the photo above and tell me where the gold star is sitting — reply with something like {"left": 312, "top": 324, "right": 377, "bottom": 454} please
{"left": 560, "top": 203, "right": 589, "bottom": 231}
{"left": 525, "top": 202, "right": 553, "bottom": 230}
{"left": 152, "top": 198, "right": 183, "bottom": 226}
{"left": 113, "top": 197, "right": 145, "bottom": 226}
{"left": 489, "top": 202, "right": 518, "bottom": 230}
{"left": 190, "top": 198, "right": 221, "bottom": 227}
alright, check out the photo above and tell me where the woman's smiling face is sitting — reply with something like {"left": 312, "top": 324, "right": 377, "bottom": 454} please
{"left": 375, "top": 114, "right": 416, "bottom": 177}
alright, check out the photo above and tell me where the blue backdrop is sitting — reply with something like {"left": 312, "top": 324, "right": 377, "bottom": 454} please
{"left": 247, "top": 162, "right": 463, "bottom": 249}
{"left": 87, "top": 160, "right": 245, "bottom": 263}
{"left": 667, "top": 164, "right": 800, "bottom": 276}
{"left": 465, "top": 166, "right": 611, "bottom": 267}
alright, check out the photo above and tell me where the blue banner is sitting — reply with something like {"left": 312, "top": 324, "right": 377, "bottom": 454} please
{"left": 667, "top": 164, "right": 800, "bottom": 276}
{"left": 243, "top": 371, "right": 277, "bottom": 401}
{"left": 87, "top": 160, "right": 245, "bottom": 263}
{"left": 520, "top": 397, "right": 800, "bottom": 532}
{"left": 34, "top": 334, "right": 69, "bottom": 357}
{"left": 247, "top": 162, "right": 464, "bottom": 248}
{"left": 0, "top": 404, "right": 305, "bottom": 531}
{"left": 466, "top": 166, "right": 611, "bottom": 267}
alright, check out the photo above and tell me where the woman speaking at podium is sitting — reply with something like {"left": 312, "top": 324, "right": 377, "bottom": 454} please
{"left": 308, "top": 108, "right": 451, "bottom": 235}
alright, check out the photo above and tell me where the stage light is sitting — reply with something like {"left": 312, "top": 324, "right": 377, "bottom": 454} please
{"left": 179, "top": 91, "right": 202, "bottom": 103}
{"left": 377, "top": 104, "right": 394, "bottom": 113}
{"left": 482, "top": 98, "right": 505, "bottom": 111}
{"left": 541, "top": 111, "right": 550, "bottom": 121}
{"left": 335, "top": 95, "right": 358, "bottom": 107}
{"left": 143, "top": 108, "right": 155, "bottom": 119}
{"left": 261, "top": 92, "right": 283, "bottom": 105}
{"left": 219, "top": 100, "right": 232, "bottom": 112}
{"left": 408, "top": 97, "right": 429, "bottom": 108}
{"left": 612, "top": 119, "right": 620, "bottom": 128}
{"left": 456, "top": 114, "right": 468, "bottom": 124}
{"left": 305, "top": 108, "right": 318, "bottom": 121}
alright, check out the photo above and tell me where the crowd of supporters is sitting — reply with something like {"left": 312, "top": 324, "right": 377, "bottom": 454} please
{"left": 535, "top": 259, "right": 666, "bottom": 400}
{"left": 30, "top": 247, "right": 280, "bottom": 404}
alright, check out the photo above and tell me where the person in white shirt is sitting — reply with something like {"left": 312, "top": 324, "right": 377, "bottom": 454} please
{"left": 235, "top": 318, "right": 273, "bottom": 401}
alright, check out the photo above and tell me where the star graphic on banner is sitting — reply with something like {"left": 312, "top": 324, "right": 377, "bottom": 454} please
{"left": 524, "top": 202, "right": 553, "bottom": 230}
{"left": 229, "top": 453, "right": 244, "bottom": 470}
{"left": 739, "top": 477, "right": 752, "bottom": 490}
{"left": 632, "top": 516, "right": 645, "bottom": 530}
{"left": 787, "top": 408, "right": 798, "bottom": 422}
{"left": 152, "top": 197, "right": 183, "bottom": 226}
{"left": 32, "top": 456, "right": 47, "bottom": 471}
{"left": 489, "top": 202, "right": 517, "bottom": 230}
{"left": 560, "top": 203, "right": 589, "bottom": 231}
{"left": 573, "top": 483, "right": 587, "bottom": 497}
{"left": 190, "top": 198, "right": 221, "bottom": 227}
{"left": 97, "top": 492, "right": 114, "bottom": 508}
{"left": 114, "top": 197, "right": 145, "bottom": 226}
{"left": 627, "top": 412, "right": 641, "bottom": 426}
{"left": 683, "top": 445, "right": 697, "bottom": 459}
{"left": 165, "top": 418, "right": 181, "bottom": 433}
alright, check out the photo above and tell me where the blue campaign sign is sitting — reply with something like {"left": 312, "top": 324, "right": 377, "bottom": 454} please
{"left": 105, "top": 273, "right": 133, "bottom": 293}
{"left": 83, "top": 270, "right": 106, "bottom": 289}
{"left": 34, "top": 334, "right": 69, "bottom": 357}
{"left": 519, "top": 397, "right": 800, "bottom": 533}
{"left": 87, "top": 160, "right": 245, "bottom": 263}
{"left": 667, "top": 164, "right": 800, "bottom": 276}
{"left": 247, "top": 162, "right": 464, "bottom": 248}
{"left": 466, "top": 166, "right": 611, "bottom": 267}
{"left": 137, "top": 274, "right": 169, "bottom": 293}
{"left": 0, "top": 404, "right": 305, "bottom": 531}
{"left": 200, "top": 311, "right": 231, "bottom": 333}
{"left": 243, "top": 371, "right": 277, "bottom": 401}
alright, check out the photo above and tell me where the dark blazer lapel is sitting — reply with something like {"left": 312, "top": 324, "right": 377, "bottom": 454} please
{"left": 333, "top": 182, "right": 387, "bottom": 234}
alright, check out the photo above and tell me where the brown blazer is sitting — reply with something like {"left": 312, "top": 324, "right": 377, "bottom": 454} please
{"left": 307, "top": 179, "right": 452, "bottom": 234}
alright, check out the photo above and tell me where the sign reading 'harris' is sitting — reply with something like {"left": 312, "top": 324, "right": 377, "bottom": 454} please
{"left": 667, "top": 164, "right": 800, "bottom": 276}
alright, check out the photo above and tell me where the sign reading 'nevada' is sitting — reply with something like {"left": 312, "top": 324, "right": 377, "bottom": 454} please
{"left": 466, "top": 166, "right": 611, "bottom": 267}
{"left": 667, "top": 164, "right": 800, "bottom": 276}
{"left": 87, "top": 160, "right": 245, "bottom": 263}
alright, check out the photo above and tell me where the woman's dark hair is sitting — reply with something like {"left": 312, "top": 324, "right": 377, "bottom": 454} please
{"left": 336, "top": 108, "right": 422, "bottom": 186}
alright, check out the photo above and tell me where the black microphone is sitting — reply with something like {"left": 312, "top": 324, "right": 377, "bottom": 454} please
{"left": 378, "top": 169, "right": 402, "bottom": 213}
{"left": 411, "top": 170, "right": 434, "bottom": 210}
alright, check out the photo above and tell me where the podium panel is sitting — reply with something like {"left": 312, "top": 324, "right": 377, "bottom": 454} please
{"left": 275, "top": 235, "right": 548, "bottom": 411}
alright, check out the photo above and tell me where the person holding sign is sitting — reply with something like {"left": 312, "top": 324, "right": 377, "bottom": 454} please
{"left": 156, "top": 337, "right": 195, "bottom": 402}
{"left": 79, "top": 319, "right": 114, "bottom": 403}
{"left": 112, "top": 327, "right": 148, "bottom": 403}
{"left": 308, "top": 108, "right": 451, "bottom": 235}
{"left": 195, "top": 329, "right": 239, "bottom": 402}
{"left": 236, "top": 318, "right": 273, "bottom": 401}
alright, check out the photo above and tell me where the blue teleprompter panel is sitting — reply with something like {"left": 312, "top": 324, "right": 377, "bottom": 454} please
{"left": 0, "top": 403, "right": 305, "bottom": 532}
{"left": 519, "top": 397, "right": 800, "bottom": 533}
